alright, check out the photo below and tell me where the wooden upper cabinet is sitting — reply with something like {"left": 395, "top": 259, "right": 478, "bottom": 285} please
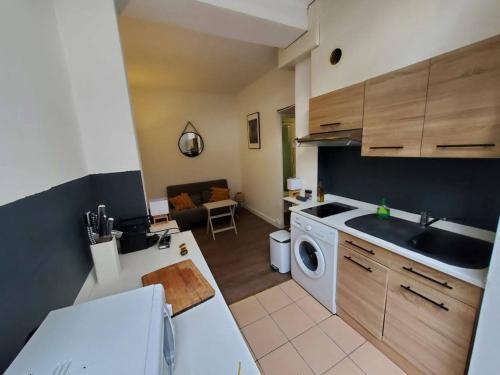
{"left": 309, "top": 82, "right": 365, "bottom": 134}
{"left": 422, "top": 35, "right": 500, "bottom": 158}
{"left": 362, "top": 61, "right": 430, "bottom": 157}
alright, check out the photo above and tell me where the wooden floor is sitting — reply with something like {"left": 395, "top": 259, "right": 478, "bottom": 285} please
{"left": 191, "top": 208, "right": 290, "bottom": 305}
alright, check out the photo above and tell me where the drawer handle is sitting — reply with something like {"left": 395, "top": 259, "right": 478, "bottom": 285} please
{"left": 344, "top": 255, "right": 372, "bottom": 272}
{"left": 400, "top": 285, "right": 449, "bottom": 311}
{"left": 436, "top": 143, "right": 495, "bottom": 148}
{"left": 402, "top": 266, "right": 453, "bottom": 290}
{"left": 345, "top": 240, "right": 375, "bottom": 255}
{"left": 320, "top": 122, "right": 341, "bottom": 127}
{"left": 369, "top": 146, "right": 404, "bottom": 150}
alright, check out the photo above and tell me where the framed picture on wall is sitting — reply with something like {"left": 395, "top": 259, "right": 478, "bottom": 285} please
{"left": 247, "top": 112, "right": 261, "bottom": 149}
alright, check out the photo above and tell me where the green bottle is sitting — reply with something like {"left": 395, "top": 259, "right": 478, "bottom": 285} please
{"left": 377, "top": 198, "right": 390, "bottom": 219}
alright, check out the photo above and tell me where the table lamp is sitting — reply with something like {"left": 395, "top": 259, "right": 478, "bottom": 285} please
{"left": 149, "top": 198, "right": 170, "bottom": 223}
{"left": 287, "top": 178, "right": 302, "bottom": 198}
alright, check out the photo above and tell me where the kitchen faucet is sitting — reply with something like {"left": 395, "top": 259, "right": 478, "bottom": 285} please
{"left": 419, "top": 211, "right": 448, "bottom": 228}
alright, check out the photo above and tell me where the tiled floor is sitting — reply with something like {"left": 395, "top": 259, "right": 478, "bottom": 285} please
{"left": 229, "top": 280, "right": 406, "bottom": 375}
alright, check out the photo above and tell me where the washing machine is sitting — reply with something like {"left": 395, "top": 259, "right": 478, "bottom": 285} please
{"left": 290, "top": 212, "right": 338, "bottom": 313}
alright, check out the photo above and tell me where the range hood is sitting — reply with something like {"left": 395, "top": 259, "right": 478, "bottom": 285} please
{"left": 295, "top": 129, "right": 362, "bottom": 147}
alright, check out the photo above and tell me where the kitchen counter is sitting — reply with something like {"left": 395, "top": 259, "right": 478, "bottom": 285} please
{"left": 75, "top": 227, "right": 258, "bottom": 375}
{"left": 286, "top": 194, "right": 495, "bottom": 288}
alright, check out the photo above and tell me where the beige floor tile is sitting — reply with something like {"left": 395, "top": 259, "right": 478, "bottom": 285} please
{"left": 296, "top": 295, "right": 332, "bottom": 323}
{"left": 319, "top": 315, "right": 365, "bottom": 354}
{"left": 271, "top": 303, "right": 316, "bottom": 339}
{"left": 242, "top": 333, "right": 256, "bottom": 360}
{"left": 279, "top": 279, "right": 309, "bottom": 301}
{"left": 230, "top": 296, "right": 268, "bottom": 328}
{"left": 255, "top": 360, "right": 264, "bottom": 374}
{"left": 241, "top": 316, "right": 288, "bottom": 359}
{"left": 259, "top": 342, "right": 313, "bottom": 375}
{"left": 350, "top": 342, "right": 406, "bottom": 375}
{"left": 291, "top": 326, "right": 346, "bottom": 375}
{"left": 324, "top": 357, "right": 364, "bottom": 375}
{"left": 256, "top": 285, "right": 293, "bottom": 313}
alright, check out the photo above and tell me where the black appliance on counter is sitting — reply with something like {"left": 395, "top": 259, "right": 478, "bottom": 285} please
{"left": 116, "top": 216, "right": 159, "bottom": 253}
{"left": 300, "top": 202, "right": 357, "bottom": 218}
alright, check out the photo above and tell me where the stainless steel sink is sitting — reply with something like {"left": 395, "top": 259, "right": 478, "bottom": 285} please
{"left": 344, "top": 214, "right": 493, "bottom": 269}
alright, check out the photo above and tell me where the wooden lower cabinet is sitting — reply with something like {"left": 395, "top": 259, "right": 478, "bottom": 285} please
{"left": 337, "top": 245, "right": 388, "bottom": 339}
{"left": 383, "top": 271, "right": 477, "bottom": 375}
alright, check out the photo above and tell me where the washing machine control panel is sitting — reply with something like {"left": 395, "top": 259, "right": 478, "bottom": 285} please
{"left": 291, "top": 213, "right": 337, "bottom": 242}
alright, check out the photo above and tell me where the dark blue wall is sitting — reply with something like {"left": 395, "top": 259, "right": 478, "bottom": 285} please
{"left": 0, "top": 170, "right": 146, "bottom": 372}
{"left": 318, "top": 147, "right": 500, "bottom": 231}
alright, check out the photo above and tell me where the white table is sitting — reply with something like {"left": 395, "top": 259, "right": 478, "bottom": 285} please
{"left": 203, "top": 199, "right": 238, "bottom": 240}
{"left": 75, "top": 228, "right": 258, "bottom": 375}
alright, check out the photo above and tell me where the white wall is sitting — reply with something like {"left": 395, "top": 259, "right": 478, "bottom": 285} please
{"left": 129, "top": 88, "right": 242, "bottom": 199}
{"left": 294, "top": 56, "right": 317, "bottom": 198}
{"left": 311, "top": 0, "right": 500, "bottom": 96}
{"left": 236, "top": 68, "right": 294, "bottom": 227}
{"left": 294, "top": 0, "right": 500, "bottom": 196}
{"left": 469, "top": 220, "right": 500, "bottom": 374}
{"left": 0, "top": 0, "right": 87, "bottom": 206}
{"left": 54, "top": 0, "right": 142, "bottom": 174}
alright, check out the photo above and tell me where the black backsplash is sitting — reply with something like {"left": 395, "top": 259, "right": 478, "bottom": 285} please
{"left": 0, "top": 170, "right": 146, "bottom": 372}
{"left": 318, "top": 147, "right": 500, "bottom": 231}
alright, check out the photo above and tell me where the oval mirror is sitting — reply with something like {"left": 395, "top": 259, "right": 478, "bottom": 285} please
{"left": 178, "top": 131, "right": 204, "bottom": 157}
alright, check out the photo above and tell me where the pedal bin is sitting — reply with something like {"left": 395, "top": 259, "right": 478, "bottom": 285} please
{"left": 269, "top": 230, "right": 291, "bottom": 273}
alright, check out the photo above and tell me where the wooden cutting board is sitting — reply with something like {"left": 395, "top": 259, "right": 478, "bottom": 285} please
{"left": 141, "top": 259, "right": 215, "bottom": 316}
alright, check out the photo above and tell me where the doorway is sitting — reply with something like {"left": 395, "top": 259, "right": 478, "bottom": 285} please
{"left": 282, "top": 116, "right": 296, "bottom": 192}
{"left": 278, "top": 105, "right": 296, "bottom": 193}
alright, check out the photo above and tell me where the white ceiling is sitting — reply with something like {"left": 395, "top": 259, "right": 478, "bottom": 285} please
{"left": 118, "top": 0, "right": 309, "bottom": 48}
{"left": 118, "top": 16, "right": 278, "bottom": 94}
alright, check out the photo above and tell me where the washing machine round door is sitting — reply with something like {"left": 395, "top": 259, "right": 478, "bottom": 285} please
{"left": 293, "top": 234, "right": 326, "bottom": 279}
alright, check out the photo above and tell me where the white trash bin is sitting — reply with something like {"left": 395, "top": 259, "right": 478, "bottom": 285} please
{"left": 270, "top": 230, "right": 291, "bottom": 273}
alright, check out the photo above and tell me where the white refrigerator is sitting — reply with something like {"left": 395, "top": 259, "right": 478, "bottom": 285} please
{"left": 5, "top": 285, "right": 175, "bottom": 375}
{"left": 468, "top": 218, "right": 500, "bottom": 374}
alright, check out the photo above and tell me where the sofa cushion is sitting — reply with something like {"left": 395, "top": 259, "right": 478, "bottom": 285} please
{"left": 170, "top": 206, "right": 207, "bottom": 228}
{"left": 190, "top": 192, "right": 202, "bottom": 205}
{"left": 201, "top": 190, "right": 211, "bottom": 203}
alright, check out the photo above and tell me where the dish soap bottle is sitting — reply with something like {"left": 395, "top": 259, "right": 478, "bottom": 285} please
{"left": 317, "top": 181, "right": 325, "bottom": 203}
{"left": 377, "top": 198, "right": 390, "bottom": 219}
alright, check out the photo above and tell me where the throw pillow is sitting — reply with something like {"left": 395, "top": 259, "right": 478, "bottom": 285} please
{"left": 169, "top": 194, "right": 187, "bottom": 211}
{"left": 180, "top": 193, "right": 196, "bottom": 209}
{"left": 209, "top": 187, "right": 230, "bottom": 202}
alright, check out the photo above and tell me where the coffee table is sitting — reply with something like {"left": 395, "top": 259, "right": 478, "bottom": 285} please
{"left": 203, "top": 199, "right": 238, "bottom": 240}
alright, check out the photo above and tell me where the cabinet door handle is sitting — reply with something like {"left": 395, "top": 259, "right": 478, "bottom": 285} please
{"left": 345, "top": 240, "right": 375, "bottom": 255}
{"left": 402, "top": 266, "right": 452, "bottom": 289}
{"left": 320, "top": 122, "right": 341, "bottom": 127}
{"left": 344, "top": 255, "right": 372, "bottom": 272}
{"left": 400, "top": 285, "right": 449, "bottom": 311}
{"left": 436, "top": 143, "right": 495, "bottom": 148}
{"left": 369, "top": 146, "right": 404, "bottom": 150}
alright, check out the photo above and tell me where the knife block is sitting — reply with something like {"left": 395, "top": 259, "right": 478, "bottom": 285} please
{"left": 90, "top": 236, "right": 121, "bottom": 284}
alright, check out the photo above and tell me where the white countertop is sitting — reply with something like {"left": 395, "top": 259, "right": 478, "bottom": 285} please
{"left": 286, "top": 194, "right": 495, "bottom": 288}
{"left": 76, "top": 226, "right": 258, "bottom": 375}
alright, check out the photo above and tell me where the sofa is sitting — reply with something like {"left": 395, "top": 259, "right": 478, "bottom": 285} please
{"left": 167, "top": 179, "right": 228, "bottom": 228}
